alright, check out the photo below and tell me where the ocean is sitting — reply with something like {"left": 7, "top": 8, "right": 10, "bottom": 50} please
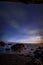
{"left": 0, "top": 43, "right": 43, "bottom": 55}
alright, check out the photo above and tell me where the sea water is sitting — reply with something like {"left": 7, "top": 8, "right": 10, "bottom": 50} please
{"left": 0, "top": 43, "right": 42, "bottom": 55}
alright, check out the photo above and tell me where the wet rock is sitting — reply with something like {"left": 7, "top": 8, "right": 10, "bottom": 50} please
{"left": 0, "top": 41, "right": 5, "bottom": 47}
{"left": 5, "top": 48, "right": 10, "bottom": 51}
{"left": 8, "top": 43, "right": 12, "bottom": 45}
{"left": 11, "top": 44, "right": 24, "bottom": 52}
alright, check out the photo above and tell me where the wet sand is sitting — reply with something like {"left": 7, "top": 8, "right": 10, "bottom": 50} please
{"left": 0, "top": 54, "right": 32, "bottom": 65}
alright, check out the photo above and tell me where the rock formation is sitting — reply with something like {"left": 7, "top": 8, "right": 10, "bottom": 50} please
{"left": 11, "top": 44, "right": 24, "bottom": 52}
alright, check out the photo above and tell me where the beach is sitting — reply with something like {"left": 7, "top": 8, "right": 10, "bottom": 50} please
{"left": 0, "top": 54, "right": 32, "bottom": 65}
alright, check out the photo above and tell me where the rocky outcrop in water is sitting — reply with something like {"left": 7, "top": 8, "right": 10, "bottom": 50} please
{"left": 11, "top": 44, "right": 24, "bottom": 52}
{"left": 5, "top": 48, "right": 10, "bottom": 51}
{"left": 25, "top": 46, "right": 43, "bottom": 65}
{"left": 0, "top": 41, "right": 5, "bottom": 47}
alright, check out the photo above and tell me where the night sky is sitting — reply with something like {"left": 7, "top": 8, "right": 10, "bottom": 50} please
{"left": 0, "top": 2, "right": 43, "bottom": 43}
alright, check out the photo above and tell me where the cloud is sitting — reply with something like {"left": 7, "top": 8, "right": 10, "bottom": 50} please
{"left": 19, "top": 28, "right": 38, "bottom": 35}
{"left": 0, "top": 2, "right": 27, "bottom": 29}
{"left": 8, "top": 20, "right": 19, "bottom": 29}
{"left": 7, "top": 35, "right": 42, "bottom": 43}
{"left": 0, "top": 2, "right": 43, "bottom": 43}
{"left": 17, "top": 36, "right": 41, "bottom": 43}
{"left": 19, "top": 27, "right": 43, "bottom": 36}
{"left": 25, "top": 29, "right": 40, "bottom": 36}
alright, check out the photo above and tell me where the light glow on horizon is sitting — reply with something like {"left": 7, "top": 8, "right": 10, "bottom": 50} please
{"left": 7, "top": 36, "right": 42, "bottom": 44}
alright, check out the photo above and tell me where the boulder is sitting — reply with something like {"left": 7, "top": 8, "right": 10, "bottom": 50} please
{"left": 11, "top": 44, "right": 24, "bottom": 52}
{"left": 0, "top": 41, "right": 5, "bottom": 47}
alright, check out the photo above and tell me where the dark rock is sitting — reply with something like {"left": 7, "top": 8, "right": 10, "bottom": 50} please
{"left": 11, "top": 44, "right": 24, "bottom": 51}
{"left": 5, "top": 48, "right": 10, "bottom": 51}
{"left": 31, "top": 48, "right": 34, "bottom": 50}
{"left": 0, "top": 41, "right": 5, "bottom": 47}
{"left": 8, "top": 43, "right": 12, "bottom": 45}
{"left": 19, "top": 54, "right": 24, "bottom": 56}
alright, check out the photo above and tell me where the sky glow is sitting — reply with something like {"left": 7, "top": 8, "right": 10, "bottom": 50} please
{"left": 0, "top": 2, "right": 43, "bottom": 43}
